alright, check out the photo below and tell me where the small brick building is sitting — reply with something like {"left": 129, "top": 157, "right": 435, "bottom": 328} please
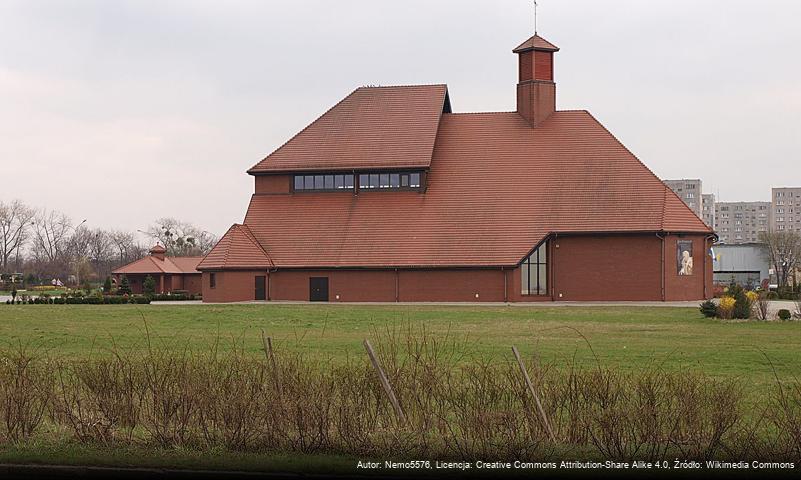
{"left": 113, "top": 245, "right": 203, "bottom": 295}
{"left": 197, "top": 33, "right": 714, "bottom": 303}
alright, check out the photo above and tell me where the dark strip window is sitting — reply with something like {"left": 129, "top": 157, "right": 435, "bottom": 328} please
{"left": 293, "top": 171, "right": 423, "bottom": 192}
{"left": 294, "top": 174, "right": 355, "bottom": 191}
{"left": 521, "top": 241, "right": 548, "bottom": 296}
{"left": 210, "top": 273, "right": 216, "bottom": 289}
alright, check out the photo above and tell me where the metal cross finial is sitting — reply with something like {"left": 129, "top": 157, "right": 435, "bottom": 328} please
{"left": 534, "top": 0, "right": 538, "bottom": 34}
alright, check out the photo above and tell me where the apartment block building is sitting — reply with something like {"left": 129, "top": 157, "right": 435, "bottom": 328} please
{"left": 701, "top": 194, "right": 715, "bottom": 228}
{"left": 715, "top": 201, "right": 770, "bottom": 244}
{"left": 771, "top": 187, "right": 801, "bottom": 234}
{"left": 663, "top": 179, "right": 702, "bottom": 218}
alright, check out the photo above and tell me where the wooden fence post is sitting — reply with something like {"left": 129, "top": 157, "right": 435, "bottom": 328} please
{"left": 363, "top": 339, "right": 406, "bottom": 423}
{"left": 512, "top": 345, "right": 556, "bottom": 442}
{"left": 262, "top": 330, "right": 283, "bottom": 395}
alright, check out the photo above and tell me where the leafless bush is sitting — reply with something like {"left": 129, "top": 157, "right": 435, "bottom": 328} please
{"left": 0, "top": 347, "right": 53, "bottom": 442}
{"left": 754, "top": 293, "right": 771, "bottom": 321}
{"left": 138, "top": 350, "right": 200, "bottom": 447}
{"left": 0, "top": 329, "right": 799, "bottom": 463}
{"left": 52, "top": 353, "right": 142, "bottom": 444}
{"left": 769, "top": 380, "right": 801, "bottom": 462}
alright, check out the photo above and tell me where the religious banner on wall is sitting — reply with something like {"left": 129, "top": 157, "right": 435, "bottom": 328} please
{"left": 677, "top": 240, "right": 694, "bottom": 276}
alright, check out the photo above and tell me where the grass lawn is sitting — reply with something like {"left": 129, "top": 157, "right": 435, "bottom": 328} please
{"left": 1, "top": 303, "right": 800, "bottom": 388}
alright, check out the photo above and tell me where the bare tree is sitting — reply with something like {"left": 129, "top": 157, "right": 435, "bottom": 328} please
{"left": 147, "top": 218, "right": 216, "bottom": 256}
{"left": 87, "top": 229, "right": 115, "bottom": 278}
{"left": 66, "top": 224, "right": 93, "bottom": 260}
{"left": 759, "top": 230, "right": 801, "bottom": 289}
{"left": 31, "top": 209, "right": 74, "bottom": 265}
{"left": 0, "top": 200, "right": 36, "bottom": 271}
{"left": 109, "top": 230, "right": 145, "bottom": 265}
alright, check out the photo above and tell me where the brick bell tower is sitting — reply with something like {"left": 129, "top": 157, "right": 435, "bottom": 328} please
{"left": 513, "top": 34, "right": 559, "bottom": 127}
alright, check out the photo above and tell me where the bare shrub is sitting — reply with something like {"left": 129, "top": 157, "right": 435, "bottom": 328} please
{"left": 754, "top": 292, "right": 771, "bottom": 321}
{"left": 769, "top": 380, "right": 801, "bottom": 462}
{"left": 52, "top": 353, "right": 142, "bottom": 444}
{"left": 0, "top": 347, "right": 53, "bottom": 442}
{"left": 0, "top": 327, "right": 797, "bottom": 463}
{"left": 138, "top": 350, "right": 200, "bottom": 447}
{"left": 668, "top": 373, "right": 741, "bottom": 459}
{"left": 195, "top": 352, "right": 269, "bottom": 451}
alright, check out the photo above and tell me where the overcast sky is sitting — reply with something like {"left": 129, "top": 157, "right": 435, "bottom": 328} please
{"left": 2, "top": 0, "right": 800, "bottom": 238}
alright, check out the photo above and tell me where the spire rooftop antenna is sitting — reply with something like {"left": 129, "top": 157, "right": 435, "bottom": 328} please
{"left": 534, "top": 0, "right": 538, "bottom": 34}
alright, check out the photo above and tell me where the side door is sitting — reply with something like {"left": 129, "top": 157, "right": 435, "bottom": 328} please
{"left": 309, "top": 277, "right": 329, "bottom": 302}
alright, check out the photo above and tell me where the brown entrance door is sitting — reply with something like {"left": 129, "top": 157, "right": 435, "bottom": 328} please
{"left": 255, "top": 276, "right": 266, "bottom": 301}
{"left": 309, "top": 277, "right": 329, "bottom": 302}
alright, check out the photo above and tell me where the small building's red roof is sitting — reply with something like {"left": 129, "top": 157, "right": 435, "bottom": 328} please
{"left": 247, "top": 85, "right": 450, "bottom": 174}
{"left": 230, "top": 104, "right": 710, "bottom": 269}
{"left": 197, "top": 224, "right": 273, "bottom": 270}
{"left": 113, "top": 256, "right": 202, "bottom": 275}
{"left": 513, "top": 34, "right": 560, "bottom": 53}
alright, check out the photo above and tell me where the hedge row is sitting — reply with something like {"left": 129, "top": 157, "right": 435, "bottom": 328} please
{"left": 148, "top": 293, "right": 201, "bottom": 301}
{"left": 6, "top": 296, "right": 150, "bottom": 305}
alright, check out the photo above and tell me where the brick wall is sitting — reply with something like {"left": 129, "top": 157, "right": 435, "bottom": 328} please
{"left": 254, "top": 175, "right": 291, "bottom": 194}
{"left": 200, "top": 234, "right": 712, "bottom": 303}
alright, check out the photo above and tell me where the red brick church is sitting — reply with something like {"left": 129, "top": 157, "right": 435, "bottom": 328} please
{"left": 196, "top": 33, "right": 713, "bottom": 303}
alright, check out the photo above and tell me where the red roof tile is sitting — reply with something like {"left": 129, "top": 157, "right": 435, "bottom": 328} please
{"left": 513, "top": 34, "right": 560, "bottom": 53}
{"left": 197, "top": 224, "right": 274, "bottom": 270}
{"left": 113, "top": 256, "right": 202, "bottom": 275}
{"left": 247, "top": 85, "right": 449, "bottom": 173}
{"left": 234, "top": 108, "right": 710, "bottom": 269}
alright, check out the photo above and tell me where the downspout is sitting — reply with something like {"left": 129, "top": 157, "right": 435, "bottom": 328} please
{"left": 656, "top": 232, "right": 666, "bottom": 301}
{"left": 551, "top": 234, "right": 557, "bottom": 301}
{"left": 267, "top": 267, "right": 278, "bottom": 301}
{"left": 394, "top": 268, "right": 399, "bottom": 302}
{"left": 502, "top": 267, "right": 508, "bottom": 303}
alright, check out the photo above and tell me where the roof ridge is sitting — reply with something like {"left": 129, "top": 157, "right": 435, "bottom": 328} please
{"left": 238, "top": 224, "right": 275, "bottom": 268}
{"left": 446, "top": 111, "right": 517, "bottom": 116}
{"left": 147, "top": 256, "right": 167, "bottom": 274}
{"left": 357, "top": 83, "right": 447, "bottom": 89}
{"left": 221, "top": 224, "right": 237, "bottom": 267}
{"left": 446, "top": 110, "right": 589, "bottom": 116}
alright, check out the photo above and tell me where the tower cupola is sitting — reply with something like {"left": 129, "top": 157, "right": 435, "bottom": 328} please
{"left": 513, "top": 34, "right": 559, "bottom": 126}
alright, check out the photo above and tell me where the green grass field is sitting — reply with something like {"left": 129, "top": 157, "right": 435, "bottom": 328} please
{"left": 1, "top": 303, "right": 800, "bottom": 388}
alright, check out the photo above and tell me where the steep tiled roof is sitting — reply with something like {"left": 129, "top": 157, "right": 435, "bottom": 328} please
{"left": 247, "top": 85, "right": 450, "bottom": 173}
{"left": 113, "top": 256, "right": 202, "bottom": 275}
{"left": 513, "top": 34, "right": 560, "bottom": 53}
{"left": 236, "top": 109, "right": 710, "bottom": 269}
{"left": 197, "top": 224, "right": 274, "bottom": 270}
